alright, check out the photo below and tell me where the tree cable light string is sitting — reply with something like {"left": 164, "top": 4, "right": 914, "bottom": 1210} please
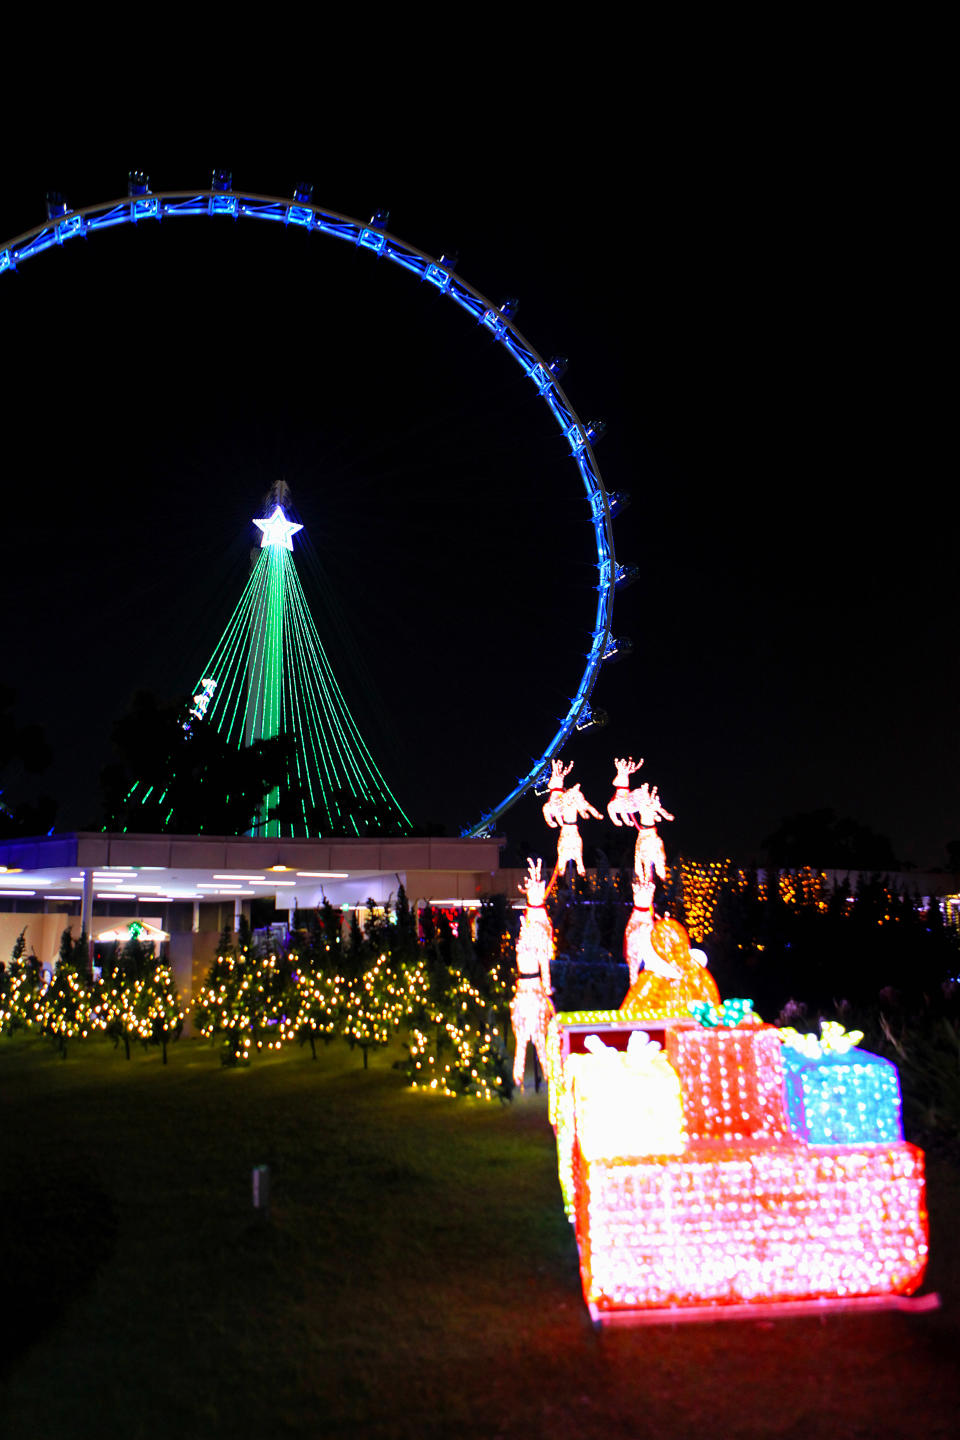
{"left": 0, "top": 178, "right": 624, "bottom": 837}
{"left": 207, "top": 500, "right": 410, "bottom": 837}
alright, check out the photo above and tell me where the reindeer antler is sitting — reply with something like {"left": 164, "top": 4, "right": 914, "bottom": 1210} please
{"left": 549, "top": 758, "right": 574, "bottom": 787}
{"left": 520, "top": 855, "right": 547, "bottom": 901}
{"left": 613, "top": 756, "right": 643, "bottom": 781}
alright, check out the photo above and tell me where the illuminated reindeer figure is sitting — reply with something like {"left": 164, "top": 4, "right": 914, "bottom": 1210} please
{"left": 510, "top": 858, "right": 556, "bottom": 1090}
{"left": 630, "top": 784, "right": 674, "bottom": 885}
{"left": 541, "top": 759, "right": 602, "bottom": 879}
{"left": 624, "top": 874, "right": 678, "bottom": 986}
{"left": 541, "top": 758, "right": 574, "bottom": 821}
{"left": 607, "top": 756, "right": 644, "bottom": 825}
{"left": 607, "top": 761, "right": 674, "bottom": 885}
{"left": 609, "top": 760, "right": 722, "bottom": 1018}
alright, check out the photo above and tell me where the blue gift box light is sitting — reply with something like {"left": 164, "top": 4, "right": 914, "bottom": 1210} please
{"left": 779, "top": 1024, "right": 903, "bottom": 1146}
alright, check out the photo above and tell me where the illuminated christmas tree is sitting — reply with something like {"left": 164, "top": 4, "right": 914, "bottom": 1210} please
{"left": 124, "top": 485, "right": 411, "bottom": 838}
{"left": 40, "top": 929, "right": 92, "bottom": 1058}
{"left": 95, "top": 925, "right": 184, "bottom": 1063}
{"left": 0, "top": 928, "right": 42, "bottom": 1035}
{"left": 194, "top": 945, "right": 293, "bottom": 1066}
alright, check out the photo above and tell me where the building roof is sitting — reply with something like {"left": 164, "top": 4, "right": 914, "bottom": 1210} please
{"left": 0, "top": 831, "right": 505, "bottom": 910}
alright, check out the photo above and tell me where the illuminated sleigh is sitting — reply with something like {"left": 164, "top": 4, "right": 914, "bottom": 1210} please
{"left": 546, "top": 1005, "right": 934, "bottom": 1325}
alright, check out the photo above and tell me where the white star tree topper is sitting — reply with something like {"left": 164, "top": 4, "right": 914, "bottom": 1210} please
{"left": 254, "top": 505, "right": 303, "bottom": 551}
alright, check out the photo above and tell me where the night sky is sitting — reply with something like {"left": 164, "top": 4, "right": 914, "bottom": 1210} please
{"left": 0, "top": 76, "right": 952, "bottom": 869}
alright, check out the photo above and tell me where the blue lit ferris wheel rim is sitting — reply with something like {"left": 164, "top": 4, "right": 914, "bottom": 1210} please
{"left": 1, "top": 187, "right": 618, "bottom": 838}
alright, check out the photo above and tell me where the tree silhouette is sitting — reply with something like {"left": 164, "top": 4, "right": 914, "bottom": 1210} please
{"left": 100, "top": 690, "right": 295, "bottom": 835}
{"left": 763, "top": 808, "right": 898, "bottom": 870}
{"left": 0, "top": 686, "right": 56, "bottom": 838}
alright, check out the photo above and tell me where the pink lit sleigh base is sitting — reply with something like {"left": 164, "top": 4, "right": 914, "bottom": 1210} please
{"left": 546, "top": 1015, "right": 936, "bottom": 1325}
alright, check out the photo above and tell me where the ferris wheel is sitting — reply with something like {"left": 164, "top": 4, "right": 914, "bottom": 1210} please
{"left": 0, "top": 170, "right": 633, "bottom": 837}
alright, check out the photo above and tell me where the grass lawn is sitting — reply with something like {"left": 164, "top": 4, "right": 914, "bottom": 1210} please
{"left": 1, "top": 1032, "right": 958, "bottom": 1440}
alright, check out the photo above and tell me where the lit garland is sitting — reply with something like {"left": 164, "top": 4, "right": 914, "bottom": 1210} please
{"left": 779, "top": 871, "right": 798, "bottom": 905}
{"left": 484, "top": 930, "right": 515, "bottom": 1013}
{"left": 398, "top": 954, "right": 432, "bottom": 1021}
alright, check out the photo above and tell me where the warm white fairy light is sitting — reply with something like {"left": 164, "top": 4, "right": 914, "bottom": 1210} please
{"left": 407, "top": 960, "right": 504, "bottom": 1102}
